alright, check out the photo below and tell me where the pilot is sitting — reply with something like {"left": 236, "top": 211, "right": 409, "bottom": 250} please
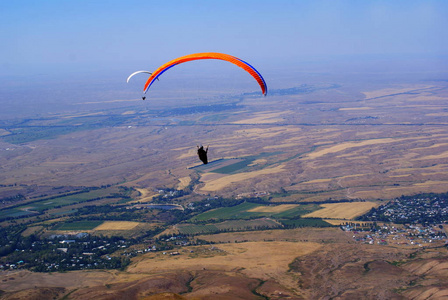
{"left": 197, "top": 145, "right": 209, "bottom": 164}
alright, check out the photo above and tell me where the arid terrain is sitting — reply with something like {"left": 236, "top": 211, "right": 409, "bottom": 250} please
{"left": 1, "top": 228, "right": 447, "bottom": 299}
{"left": 2, "top": 81, "right": 448, "bottom": 201}
{"left": 1, "top": 67, "right": 448, "bottom": 299}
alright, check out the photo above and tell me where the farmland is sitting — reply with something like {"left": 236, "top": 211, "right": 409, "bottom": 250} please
{"left": 0, "top": 186, "right": 132, "bottom": 221}
{"left": 280, "top": 218, "right": 333, "bottom": 227}
{"left": 177, "top": 218, "right": 280, "bottom": 235}
{"left": 94, "top": 221, "right": 140, "bottom": 230}
{"left": 190, "top": 201, "right": 321, "bottom": 222}
{"left": 52, "top": 221, "right": 142, "bottom": 231}
{"left": 53, "top": 220, "right": 104, "bottom": 231}
{"left": 1, "top": 63, "right": 448, "bottom": 299}
{"left": 302, "top": 201, "right": 379, "bottom": 219}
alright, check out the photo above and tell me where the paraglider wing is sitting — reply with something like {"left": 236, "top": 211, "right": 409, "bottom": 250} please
{"left": 126, "top": 70, "right": 152, "bottom": 83}
{"left": 143, "top": 52, "right": 267, "bottom": 96}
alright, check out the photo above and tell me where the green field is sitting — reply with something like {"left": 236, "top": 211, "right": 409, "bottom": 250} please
{"left": 0, "top": 187, "right": 122, "bottom": 221}
{"left": 50, "top": 209, "right": 78, "bottom": 216}
{"left": 53, "top": 220, "right": 104, "bottom": 231}
{"left": 178, "top": 224, "right": 219, "bottom": 235}
{"left": 271, "top": 205, "right": 320, "bottom": 218}
{"left": 280, "top": 218, "right": 334, "bottom": 228}
{"left": 1, "top": 126, "right": 92, "bottom": 144}
{"left": 191, "top": 202, "right": 321, "bottom": 222}
{"left": 0, "top": 208, "right": 35, "bottom": 219}
{"left": 178, "top": 218, "right": 280, "bottom": 235}
{"left": 16, "top": 190, "right": 104, "bottom": 212}
{"left": 211, "top": 152, "right": 281, "bottom": 174}
{"left": 191, "top": 202, "right": 262, "bottom": 221}
{"left": 1, "top": 114, "right": 131, "bottom": 144}
{"left": 211, "top": 159, "right": 255, "bottom": 174}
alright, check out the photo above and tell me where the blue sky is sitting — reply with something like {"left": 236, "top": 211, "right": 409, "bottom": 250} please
{"left": 1, "top": 0, "right": 448, "bottom": 76}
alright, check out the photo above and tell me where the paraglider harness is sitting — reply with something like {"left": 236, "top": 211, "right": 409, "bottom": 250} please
{"left": 197, "top": 145, "right": 209, "bottom": 164}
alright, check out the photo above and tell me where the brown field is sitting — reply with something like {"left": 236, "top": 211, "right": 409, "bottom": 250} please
{"left": 339, "top": 107, "right": 372, "bottom": 111}
{"left": 233, "top": 126, "right": 301, "bottom": 139}
{"left": 128, "top": 241, "right": 321, "bottom": 292}
{"left": 418, "top": 151, "right": 448, "bottom": 160}
{"left": 301, "top": 178, "right": 333, "bottom": 184}
{"left": 20, "top": 226, "right": 44, "bottom": 237}
{"left": 247, "top": 204, "right": 298, "bottom": 213}
{"left": 323, "top": 219, "right": 374, "bottom": 226}
{"left": 247, "top": 158, "right": 267, "bottom": 165}
{"left": 361, "top": 85, "right": 434, "bottom": 99}
{"left": 177, "top": 176, "right": 191, "bottom": 190}
{"left": 196, "top": 227, "right": 353, "bottom": 244}
{"left": 263, "top": 142, "right": 302, "bottom": 149}
{"left": 94, "top": 221, "right": 140, "bottom": 230}
{"left": 231, "top": 111, "right": 289, "bottom": 124}
{"left": 0, "top": 129, "right": 11, "bottom": 136}
{"left": 305, "top": 137, "right": 410, "bottom": 159}
{"left": 131, "top": 188, "right": 156, "bottom": 203}
{"left": 0, "top": 269, "right": 137, "bottom": 292}
{"left": 302, "top": 202, "right": 379, "bottom": 219}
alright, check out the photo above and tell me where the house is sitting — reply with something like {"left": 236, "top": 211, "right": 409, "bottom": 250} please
{"left": 60, "top": 240, "right": 75, "bottom": 244}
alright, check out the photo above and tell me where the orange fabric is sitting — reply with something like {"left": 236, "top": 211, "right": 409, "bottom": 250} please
{"left": 143, "top": 52, "right": 267, "bottom": 95}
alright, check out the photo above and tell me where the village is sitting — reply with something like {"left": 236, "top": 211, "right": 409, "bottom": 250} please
{"left": 359, "top": 193, "right": 448, "bottom": 225}
{"left": 2, "top": 191, "right": 448, "bottom": 273}
{"left": 344, "top": 223, "right": 447, "bottom": 248}
{"left": 0, "top": 234, "right": 133, "bottom": 272}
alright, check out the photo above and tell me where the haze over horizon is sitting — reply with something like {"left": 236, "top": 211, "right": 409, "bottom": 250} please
{"left": 2, "top": 1, "right": 448, "bottom": 71}
{"left": 1, "top": 0, "right": 448, "bottom": 117}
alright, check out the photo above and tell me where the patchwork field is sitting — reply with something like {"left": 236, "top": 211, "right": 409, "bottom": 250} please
{"left": 191, "top": 202, "right": 320, "bottom": 222}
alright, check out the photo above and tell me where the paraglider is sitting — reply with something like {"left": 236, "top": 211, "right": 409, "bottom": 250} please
{"left": 126, "top": 70, "right": 156, "bottom": 100}
{"left": 197, "top": 145, "right": 209, "bottom": 164}
{"left": 142, "top": 52, "right": 267, "bottom": 97}
{"left": 126, "top": 70, "right": 152, "bottom": 83}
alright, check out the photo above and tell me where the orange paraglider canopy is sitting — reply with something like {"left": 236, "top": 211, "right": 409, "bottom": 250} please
{"left": 143, "top": 52, "right": 267, "bottom": 96}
